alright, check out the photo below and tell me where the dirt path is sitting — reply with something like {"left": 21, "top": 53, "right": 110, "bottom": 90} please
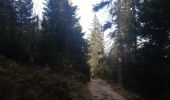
{"left": 88, "top": 78, "right": 126, "bottom": 100}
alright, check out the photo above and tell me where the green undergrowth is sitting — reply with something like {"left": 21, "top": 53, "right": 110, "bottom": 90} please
{"left": 0, "top": 55, "right": 91, "bottom": 100}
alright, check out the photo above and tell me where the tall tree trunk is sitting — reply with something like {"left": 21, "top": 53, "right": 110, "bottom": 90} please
{"left": 117, "top": 0, "right": 123, "bottom": 88}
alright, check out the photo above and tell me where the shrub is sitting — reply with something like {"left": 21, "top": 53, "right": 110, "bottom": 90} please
{"left": 0, "top": 55, "right": 90, "bottom": 100}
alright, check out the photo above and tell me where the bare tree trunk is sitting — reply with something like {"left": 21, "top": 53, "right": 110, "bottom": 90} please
{"left": 118, "top": 57, "right": 123, "bottom": 87}
{"left": 117, "top": 0, "right": 123, "bottom": 88}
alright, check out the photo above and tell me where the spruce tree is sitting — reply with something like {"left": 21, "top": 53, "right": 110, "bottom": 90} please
{"left": 0, "top": 0, "right": 27, "bottom": 62}
{"left": 41, "top": 0, "right": 90, "bottom": 79}
{"left": 135, "top": 0, "right": 170, "bottom": 99}
{"left": 94, "top": 0, "right": 138, "bottom": 87}
{"left": 16, "top": 0, "right": 37, "bottom": 63}
{"left": 88, "top": 15, "right": 104, "bottom": 76}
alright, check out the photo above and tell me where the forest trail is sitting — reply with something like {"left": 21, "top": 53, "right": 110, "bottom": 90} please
{"left": 88, "top": 78, "right": 126, "bottom": 100}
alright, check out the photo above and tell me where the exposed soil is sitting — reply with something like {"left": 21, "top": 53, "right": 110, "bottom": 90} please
{"left": 88, "top": 78, "right": 126, "bottom": 100}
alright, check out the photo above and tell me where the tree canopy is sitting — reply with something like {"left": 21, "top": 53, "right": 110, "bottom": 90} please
{"left": 0, "top": 0, "right": 90, "bottom": 99}
{"left": 93, "top": 0, "right": 170, "bottom": 99}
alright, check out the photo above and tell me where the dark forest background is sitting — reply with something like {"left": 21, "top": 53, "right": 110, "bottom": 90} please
{"left": 0, "top": 0, "right": 90, "bottom": 100}
{"left": 90, "top": 0, "right": 170, "bottom": 100}
{"left": 0, "top": 0, "right": 170, "bottom": 100}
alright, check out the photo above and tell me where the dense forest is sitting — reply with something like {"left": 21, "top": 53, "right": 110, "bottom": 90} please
{"left": 0, "top": 0, "right": 170, "bottom": 100}
{"left": 0, "top": 0, "right": 90, "bottom": 100}
{"left": 90, "top": 0, "right": 170, "bottom": 100}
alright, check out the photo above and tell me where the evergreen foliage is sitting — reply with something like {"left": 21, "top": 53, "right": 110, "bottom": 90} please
{"left": 40, "top": 0, "right": 89, "bottom": 79}
{"left": 94, "top": 0, "right": 170, "bottom": 99}
{"left": 88, "top": 15, "right": 104, "bottom": 77}
{"left": 0, "top": 0, "right": 90, "bottom": 99}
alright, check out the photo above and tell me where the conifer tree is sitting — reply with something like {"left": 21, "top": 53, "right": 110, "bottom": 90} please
{"left": 93, "top": 0, "right": 138, "bottom": 87}
{"left": 16, "top": 0, "right": 38, "bottom": 63}
{"left": 134, "top": 0, "right": 170, "bottom": 99}
{"left": 0, "top": 0, "right": 27, "bottom": 61}
{"left": 41, "top": 0, "right": 90, "bottom": 79}
{"left": 88, "top": 15, "right": 104, "bottom": 75}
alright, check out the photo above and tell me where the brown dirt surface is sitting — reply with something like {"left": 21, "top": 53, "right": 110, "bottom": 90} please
{"left": 88, "top": 78, "right": 126, "bottom": 100}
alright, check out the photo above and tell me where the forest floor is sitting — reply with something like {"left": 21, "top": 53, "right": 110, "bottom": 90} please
{"left": 88, "top": 78, "right": 126, "bottom": 100}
